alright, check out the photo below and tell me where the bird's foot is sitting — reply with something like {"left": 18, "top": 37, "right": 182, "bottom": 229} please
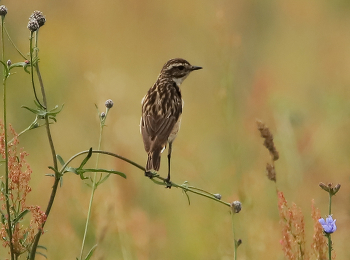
{"left": 165, "top": 178, "right": 172, "bottom": 189}
{"left": 145, "top": 171, "right": 157, "bottom": 179}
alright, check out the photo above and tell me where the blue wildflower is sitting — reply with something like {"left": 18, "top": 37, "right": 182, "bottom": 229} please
{"left": 319, "top": 215, "right": 337, "bottom": 234}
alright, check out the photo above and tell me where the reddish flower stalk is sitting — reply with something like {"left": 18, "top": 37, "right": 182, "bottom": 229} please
{"left": 0, "top": 122, "right": 46, "bottom": 257}
{"left": 311, "top": 200, "right": 328, "bottom": 260}
{"left": 278, "top": 190, "right": 309, "bottom": 260}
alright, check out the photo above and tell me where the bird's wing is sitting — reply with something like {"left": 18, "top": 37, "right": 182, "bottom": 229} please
{"left": 141, "top": 93, "right": 182, "bottom": 153}
{"left": 141, "top": 111, "right": 177, "bottom": 153}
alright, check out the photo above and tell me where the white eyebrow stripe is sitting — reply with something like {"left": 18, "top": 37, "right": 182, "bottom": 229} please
{"left": 167, "top": 63, "right": 184, "bottom": 70}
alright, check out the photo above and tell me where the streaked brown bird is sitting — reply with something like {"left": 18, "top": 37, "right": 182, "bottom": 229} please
{"left": 140, "top": 58, "right": 202, "bottom": 186}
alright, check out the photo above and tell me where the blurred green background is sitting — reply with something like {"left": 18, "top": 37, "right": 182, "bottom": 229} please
{"left": 1, "top": 0, "right": 350, "bottom": 259}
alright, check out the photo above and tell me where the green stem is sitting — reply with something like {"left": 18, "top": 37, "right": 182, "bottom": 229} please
{"left": 60, "top": 150, "right": 231, "bottom": 208}
{"left": 327, "top": 235, "right": 331, "bottom": 260}
{"left": 232, "top": 213, "right": 237, "bottom": 260}
{"left": 328, "top": 192, "right": 332, "bottom": 260}
{"left": 4, "top": 26, "right": 26, "bottom": 59}
{"left": 79, "top": 111, "right": 106, "bottom": 260}
{"left": 29, "top": 31, "right": 44, "bottom": 109}
{"left": 1, "top": 15, "right": 14, "bottom": 260}
{"left": 29, "top": 30, "right": 59, "bottom": 260}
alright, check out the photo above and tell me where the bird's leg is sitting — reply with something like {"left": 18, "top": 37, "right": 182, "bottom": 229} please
{"left": 165, "top": 142, "right": 172, "bottom": 188}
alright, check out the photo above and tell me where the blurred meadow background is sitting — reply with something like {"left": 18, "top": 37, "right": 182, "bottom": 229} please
{"left": 1, "top": 0, "right": 350, "bottom": 259}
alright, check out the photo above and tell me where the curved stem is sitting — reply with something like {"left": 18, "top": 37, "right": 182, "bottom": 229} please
{"left": 29, "top": 31, "right": 44, "bottom": 109}
{"left": 1, "top": 15, "right": 14, "bottom": 260}
{"left": 60, "top": 150, "right": 231, "bottom": 208}
{"left": 4, "top": 26, "right": 26, "bottom": 59}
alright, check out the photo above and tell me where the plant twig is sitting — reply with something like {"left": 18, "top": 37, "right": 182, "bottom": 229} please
{"left": 61, "top": 150, "right": 231, "bottom": 208}
{"left": 29, "top": 30, "right": 59, "bottom": 260}
{"left": 1, "top": 14, "right": 14, "bottom": 260}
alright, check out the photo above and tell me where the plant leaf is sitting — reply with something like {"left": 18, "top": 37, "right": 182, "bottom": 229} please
{"left": 84, "top": 244, "right": 98, "bottom": 260}
{"left": 56, "top": 154, "right": 65, "bottom": 166}
{"left": 13, "top": 209, "right": 30, "bottom": 224}
{"left": 82, "top": 169, "right": 126, "bottom": 179}
{"left": 78, "top": 148, "right": 93, "bottom": 169}
{"left": 35, "top": 251, "right": 47, "bottom": 259}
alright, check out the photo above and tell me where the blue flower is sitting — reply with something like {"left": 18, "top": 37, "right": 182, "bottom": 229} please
{"left": 319, "top": 215, "right": 337, "bottom": 234}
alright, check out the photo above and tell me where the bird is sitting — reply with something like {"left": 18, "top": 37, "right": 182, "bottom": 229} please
{"left": 140, "top": 58, "right": 202, "bottom": 187}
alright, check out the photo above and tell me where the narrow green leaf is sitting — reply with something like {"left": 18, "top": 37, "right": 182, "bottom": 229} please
{"left": 0, "top": 60, "right": 9, "bottom": 75}
{"left": 97, "top": 173, "right": 111, "bottom": 186}
{"left": 48, "top": 166, "right": 61, "bottom": 176}
{"left": 79, "top": 148, "right": 93, "bottom": 169}
{"left": 35, "top": 251, "right": 47, "bottom": 259}
{"left": 82, "top": 169, "right": 126, "bottom": 179}
{"left": 56, "top": 154, "right": 65, "bottom": 166}
{"left": 65, "top": 167, "right": 78, "bottom": 175}
{"left": 183, "top": 190, "right": 191, "bottom": 206}
{"left": 37, "top": 245, "right": 47, "bottom": 251}
{"left": 13, "top": 209, "right": 30, "bottom": 224}
{"left": 21, "top": 106, "right": 44, "bottom": 116}
{"left": 84, "top": 244, "right": 98, "bottom": 260}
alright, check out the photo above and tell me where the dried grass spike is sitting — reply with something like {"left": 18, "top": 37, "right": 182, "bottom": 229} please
{"left": 256, "top": 120, "right": 279, "bottom": 161}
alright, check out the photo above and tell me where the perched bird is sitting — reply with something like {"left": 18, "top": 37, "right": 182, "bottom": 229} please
{"left": 140, "top": 58, "right": 202, "bottom": 186}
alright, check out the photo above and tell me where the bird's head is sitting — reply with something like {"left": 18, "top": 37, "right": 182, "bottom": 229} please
{"left": 160, "top": 58, "right": 202, "bottom": 86}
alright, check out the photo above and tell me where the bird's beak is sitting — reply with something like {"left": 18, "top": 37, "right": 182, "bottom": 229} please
{"left": 191, "top": 66, "right": 203, "bottom": 71}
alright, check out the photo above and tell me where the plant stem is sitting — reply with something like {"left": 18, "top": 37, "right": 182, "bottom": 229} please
{"left": 328, "top": 235, "right": 332, "bottom": 260}
{"left": 29, "top": 30, "right": 59, "bottom": 260}
{"left": 79, "top": 111, "right": 106, "bottom": 260}
{"left": 60, "top": 150, "right": 232, "bottom": 208}
{"left": 328, "top": 191, "right": 332, "bottom": 260}
{"left": 1, "top": 15, "right": 14, "bottom": 260}
{"left": 231, "top": 212, "right": 238, "bottom": 260}
{"left": 29, "top": 31, "right": 44, "bottom": 109}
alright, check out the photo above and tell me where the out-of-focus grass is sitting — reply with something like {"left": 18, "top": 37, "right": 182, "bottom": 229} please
{"left": 1, "top": 0, "right": 350, "bottom": 259}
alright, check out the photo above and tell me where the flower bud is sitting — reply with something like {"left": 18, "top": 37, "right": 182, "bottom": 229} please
{"left": 30, "top": 11, "right": 46, "bottom": 27}
{"left": 100, "top": 112, "right": 106, "bottom": 119}
{"left": 213, "top": 193, "right": 222, "bottom": 200}
{"left": 0, "top": 5, "right": 8, "bottom": 17}
{"left": 27, "top": 19, "right": 39, "bottom": 32}
{"left": 319, "top": 182, "right": 329, "bottom": 192}
{"left": 105, "top": 99, "right": 114, "bottom": 109}
{"left": 7, "top": 60, "right": 11, "bottom": 67}
{"left": 231, "top": 201, "right": 242, "bottom": 213}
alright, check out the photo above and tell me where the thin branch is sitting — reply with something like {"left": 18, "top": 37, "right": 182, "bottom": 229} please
{"left": 61, "top": 150, "right": 231, "bottom": 207}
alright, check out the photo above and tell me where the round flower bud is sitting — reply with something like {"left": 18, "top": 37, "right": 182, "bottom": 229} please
{"left": 100, "top": 112, "right": 106, "bottom": 119}
{"left": 7, "top": 60, "right": 11, "bottom": 67}
{"left": 30, "top": 10, "right": 46, "bottom": 27}
{"left": 27, "top": 19, "right": 39, "bottom": 32}
{"left": 0, "top": 5, "right": 8, "bottom": 17}
{"left": 213, "top": 194, "right": 222, "bottom": 200}
{"left": 105, "top": 99, "right": 114, "bottom": 109}
{"left": 231, "top": 201, "right": 242, "bottom": 213}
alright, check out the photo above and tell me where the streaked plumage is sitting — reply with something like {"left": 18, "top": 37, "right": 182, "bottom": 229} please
{"left": 140, "top": 58, "right": 202, "bottom": 185}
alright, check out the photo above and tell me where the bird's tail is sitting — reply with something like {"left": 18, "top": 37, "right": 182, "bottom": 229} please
{"left": 146, "top": 150, "right": 161, "bottom": 172}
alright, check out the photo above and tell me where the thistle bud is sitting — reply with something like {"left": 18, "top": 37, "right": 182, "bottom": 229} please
{"left": 231, "top": 201, "right": 242, "bottom": 213}
{"left": 0, "top": 5, "right": 8, "bottom": 17}
{"left": 27, "top": 19, "right": 39, "bottom": 32}
{"left": 213, "top": 193, "right": 222, "bottom": 200}
{"left": 30, "top": 11, "right": 46, "bottom": 27}
{"left": 100, "top": 112, "right": 106, "bottom": 119}
{"left": 105, "top": 99, "right": 114, "bottom": 109}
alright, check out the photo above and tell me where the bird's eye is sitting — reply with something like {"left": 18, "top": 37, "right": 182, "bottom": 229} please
{"left": 178, "top": 66, "right": 185, "bottom": 70}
